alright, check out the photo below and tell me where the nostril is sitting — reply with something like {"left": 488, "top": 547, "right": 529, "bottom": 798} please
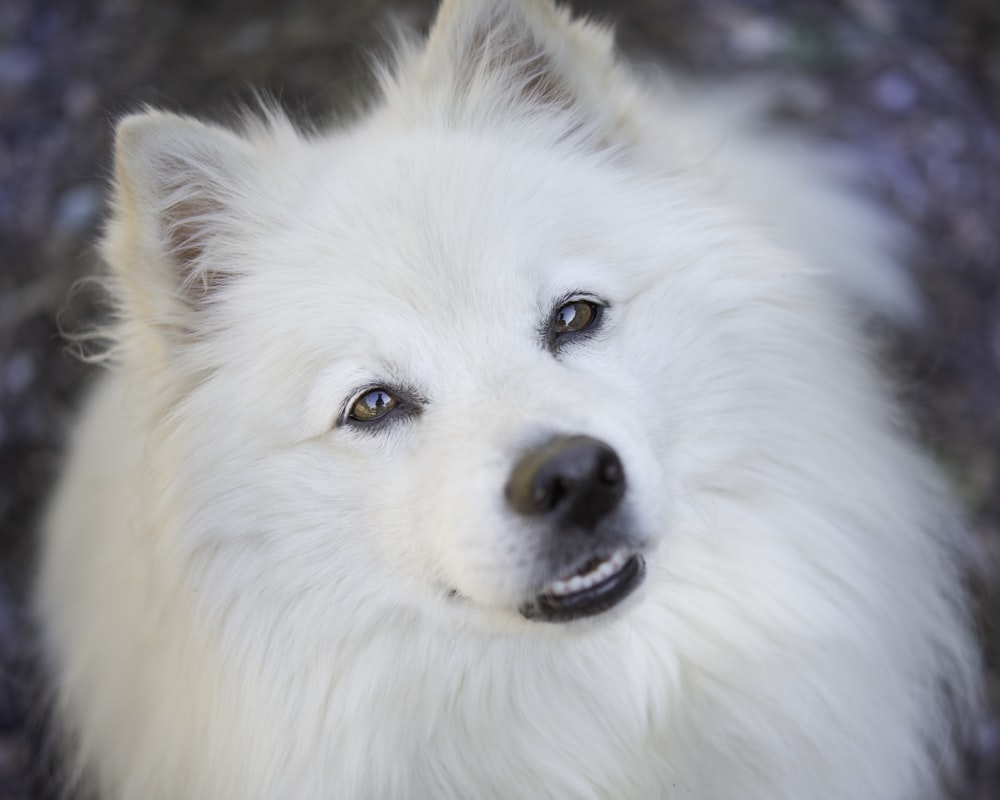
{"left": 599, "top": 457, "right": 622, "bottom": 487}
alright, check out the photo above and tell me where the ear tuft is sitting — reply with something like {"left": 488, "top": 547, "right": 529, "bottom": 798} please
{"left": 389, "top": 0, "right": 634, "bottom": 143}
{"left": 424, "top": 0, "right": 573, "bottom": 110}
{"left": 112, "top": 111, "right": 256, "bottom": 304}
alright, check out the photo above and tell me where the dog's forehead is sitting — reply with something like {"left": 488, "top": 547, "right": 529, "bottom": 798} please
{"left": 233, "top": 130, "right": 664, "bottom": 367}
{"left": 286, "top": 131, "right": 621, "bottom": 300}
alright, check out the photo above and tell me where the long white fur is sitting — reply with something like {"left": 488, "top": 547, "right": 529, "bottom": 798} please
{"left": 37, "top": 0, "right": 978, "bottom": 798}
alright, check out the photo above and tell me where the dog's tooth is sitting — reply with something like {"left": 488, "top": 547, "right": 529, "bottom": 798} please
{"left": 543, "top": 551, "right": 635, "bottom": 598}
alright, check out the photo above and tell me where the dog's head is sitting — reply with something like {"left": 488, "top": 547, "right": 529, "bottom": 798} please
{"left": 102, "top": 0, "right": 824, "bottom": 636}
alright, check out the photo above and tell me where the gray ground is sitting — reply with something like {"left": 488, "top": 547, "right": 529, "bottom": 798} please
{"left": 1, "top": 0, "right": 998, "bottom": 797}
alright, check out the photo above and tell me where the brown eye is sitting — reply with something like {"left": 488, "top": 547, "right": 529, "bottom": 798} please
{"left": 553, "top": 299, "right": 598, "bottom": 335}
{"left": 349, "top": 388, "right": 398, "bottom": 423}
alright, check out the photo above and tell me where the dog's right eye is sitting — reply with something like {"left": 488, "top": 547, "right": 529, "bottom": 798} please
{"left": 347, "top": 388, "right": 398, "bottom": 424}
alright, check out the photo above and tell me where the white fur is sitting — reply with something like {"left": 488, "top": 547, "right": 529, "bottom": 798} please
{"left": 37, "top": 1, "right": 977, "bottom": 798}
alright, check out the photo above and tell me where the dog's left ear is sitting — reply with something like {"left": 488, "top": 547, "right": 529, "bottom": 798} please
{"left": 399, "top": 0, "right": 640, "bottom": 144}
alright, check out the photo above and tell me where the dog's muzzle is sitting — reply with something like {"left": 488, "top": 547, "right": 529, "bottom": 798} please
{"left": 506, "top": 435, "right": 645, "bottom": 622}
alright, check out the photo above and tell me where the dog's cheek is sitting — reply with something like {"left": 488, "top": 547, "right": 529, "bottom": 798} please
{"left": 406, "top": 432, "right": 532, "bottom": 608}
{"left": 430, "top": 476, "right": 531, "bottom": 607}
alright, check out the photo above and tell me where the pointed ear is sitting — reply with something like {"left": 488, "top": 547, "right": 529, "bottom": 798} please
{"left": 401, "top": 0, "right": 638, "bottom": 143}
{"left": 108, "top": 111, "right": 258, "bottom": 325}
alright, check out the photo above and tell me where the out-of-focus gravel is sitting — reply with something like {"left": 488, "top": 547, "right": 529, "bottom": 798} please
{"left": 1, "top": 1, "right": 997, "bottom": 797}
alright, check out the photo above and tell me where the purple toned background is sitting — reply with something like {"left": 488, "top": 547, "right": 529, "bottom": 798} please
{"left": 1, "top": 1, "right": 997, "bottom": 796}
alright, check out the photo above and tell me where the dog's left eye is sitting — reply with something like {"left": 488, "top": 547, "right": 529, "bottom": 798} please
{"left": 553, "top": 300, "right": 598, "bottom": 334}
{"left": 548, "top": 298, "right": 604, "bottom": 351}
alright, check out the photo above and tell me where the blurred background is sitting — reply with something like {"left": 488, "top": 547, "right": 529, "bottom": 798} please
{"left": 1, "top": 0, "right": 998, "bottom": 797}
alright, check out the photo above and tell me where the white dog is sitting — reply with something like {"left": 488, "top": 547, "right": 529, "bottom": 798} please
{"left": 37, "top": 0, "right": 978, "bottom": 797}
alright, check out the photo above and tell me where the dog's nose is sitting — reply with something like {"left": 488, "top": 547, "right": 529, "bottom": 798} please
{"left": 505, "top": 435, "right": 625, "bottom": 528}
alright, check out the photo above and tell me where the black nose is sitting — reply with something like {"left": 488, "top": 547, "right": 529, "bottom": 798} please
{"left": 505, "top": 435, "right": 625, "bottom": 529}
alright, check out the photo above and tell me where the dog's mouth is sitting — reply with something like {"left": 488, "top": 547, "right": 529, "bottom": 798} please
{"left": 519, "top": 549, "right": 645, "bottom": 623}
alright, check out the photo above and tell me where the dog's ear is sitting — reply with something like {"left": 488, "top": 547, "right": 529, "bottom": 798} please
{"left": 103, "top": 110, "right": 281, "bottom": 358}
{"left": 403, "top": 0, "right": 639, "bottom": 144}
{"left": 109, "top": 111, "right": 257, "bottom": 316}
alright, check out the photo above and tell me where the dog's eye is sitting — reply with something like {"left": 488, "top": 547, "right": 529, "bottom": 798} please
{"left": 547, "top": 298, "right": 604, "bottom": 352}
{"left": 348, "top": 388, "right": 398, "bottom": 423}
{"left": 553, "top": 300, "right": 598, "bottom": 334}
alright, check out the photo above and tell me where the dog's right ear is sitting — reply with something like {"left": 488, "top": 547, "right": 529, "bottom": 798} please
{"left": 106, "top": 110, "right": 261, "bottom": 339}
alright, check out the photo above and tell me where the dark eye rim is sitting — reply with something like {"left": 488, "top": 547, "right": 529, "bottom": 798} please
{"left": 545, "top": 293, "right": 607, "bottom": 352}
{"left": 340, "top": 384, "right": 422, "bottom": 430}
